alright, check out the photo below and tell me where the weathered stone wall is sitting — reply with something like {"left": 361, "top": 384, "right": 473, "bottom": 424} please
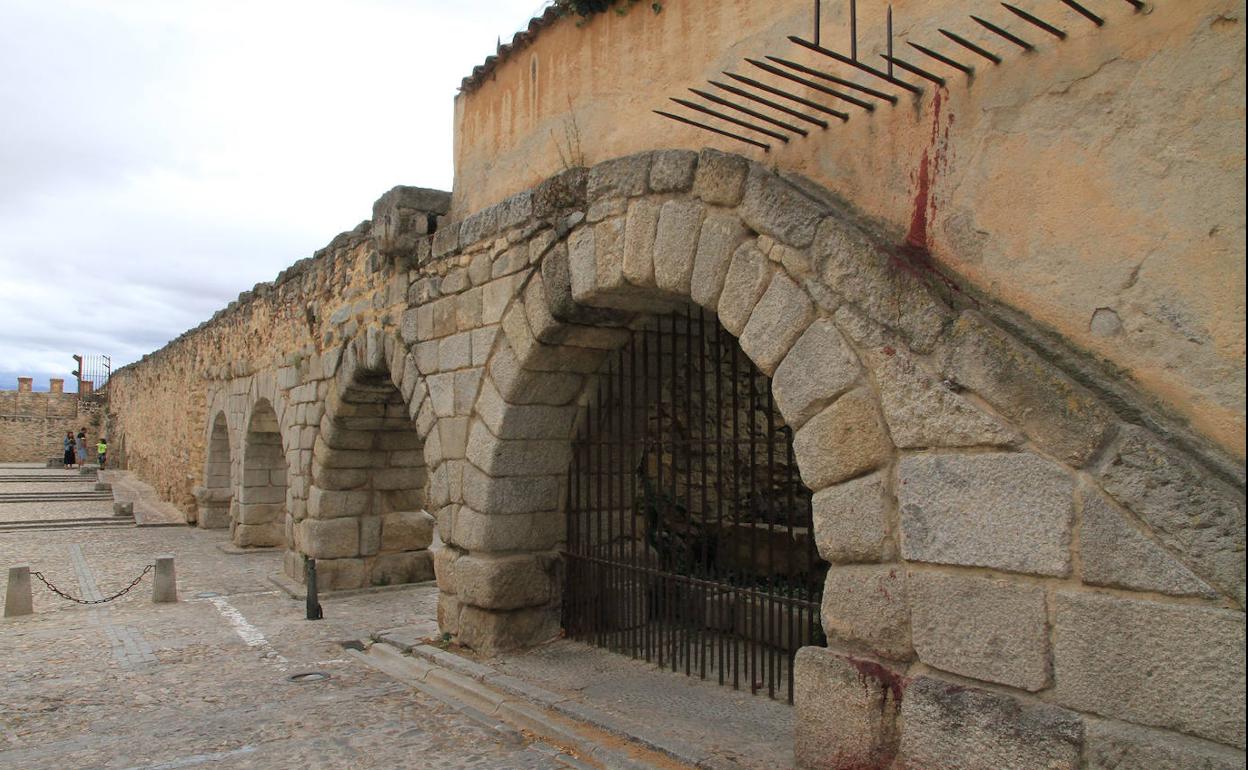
{"left": 0, "top": 379, "right": 105, "bottom": 463}
{"left": 107, "top": 151, "right": 1245, "bottom": 766}
{"left": 453, "top": 0, "right": 1247, "bottom": 463}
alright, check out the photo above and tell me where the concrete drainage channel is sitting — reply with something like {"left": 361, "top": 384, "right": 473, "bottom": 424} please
{"left": 347, "top": 640, "right": 700, "bottom": 770}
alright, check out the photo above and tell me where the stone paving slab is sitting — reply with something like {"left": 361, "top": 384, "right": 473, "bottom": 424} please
{"left": 373, "top": 632, "right": 797, "bottom": 770}
{"left": 1, "top": 525, "right": 582, "bottom": 769}
{"left": 99, "top": 470, "right": 187, "bottom": 527}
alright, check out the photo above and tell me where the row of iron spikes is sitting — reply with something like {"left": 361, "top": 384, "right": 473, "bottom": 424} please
{"left": 908, "top": 0, "right": 1147, "bottom": 77}
{"left": 656, "top": 0, "right": 1146, "bottom": 151}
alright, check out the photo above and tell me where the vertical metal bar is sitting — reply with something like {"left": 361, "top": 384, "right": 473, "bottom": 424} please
{"left": 632, "top": 325, "right": 643, "bottom": 658}
{"left": 599, "top": 366, "right": 609, "bottom": 648}
{"left": 567, "top": 444, "right": 577, "bottom": 638}
{"left": 669, "top": 312, "right": 679, "bottom": 673}
{"left": 785, "top": 430, "right": 799, "bottom": 704}
{"left": 714, "top": 319, "right": 726, "bottom": 687}
{"left": 623, "top": 337, "right": 635, "bottom": 658}
{"left": 730, "top": 334, "right": 741, "bottom": 692}
{"left": 850, "top": 0, "right": 858, "bottom": 61}
{"left": 747, "top": 343, "right": 759, "bottom": 696}
{"left": 684, "top": 306, "right": 695, "bottom": 678}
{"left": 643, "top": 321, "right": 653, "bottom": 663}
{"left": 607, "top": 356, "right": 618, "bottom": 652}
{"left": 698, "top": 308, "right": 709, "bottom": 681}
{"left": 655, "top": 317, "right": 665, "bottom": 670}
{"left": 887, "top": 6, "right": 894, "bottom": 78}
{"left": 766, "top": 385, "right": 777, "bottom": 700}
{"left": 813, "top": 0, "right": 821, "bottom": 47}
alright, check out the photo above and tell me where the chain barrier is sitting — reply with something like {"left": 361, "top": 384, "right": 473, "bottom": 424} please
{"left": 31, "top": 564, "right": 154, "bottom": 605}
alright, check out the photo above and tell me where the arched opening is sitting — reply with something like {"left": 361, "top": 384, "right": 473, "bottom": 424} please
{"left": 300, "top": 358, "right": 432, "bottom": 591}
{"left": 564, "top": 306, "right": 825, "bottom": 703}
{"left": 237, "top": 399, "right": 286, "bottom": 547}
{"left": 196, "top": 411, "right": 233, "bottom": 529}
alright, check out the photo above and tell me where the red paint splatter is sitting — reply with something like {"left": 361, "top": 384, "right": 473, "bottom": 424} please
{"left": 892, "top": 89, "right": 969, "bottom": 303}
{"left": 848, "top": 655, "right": 908, "bottom": 712}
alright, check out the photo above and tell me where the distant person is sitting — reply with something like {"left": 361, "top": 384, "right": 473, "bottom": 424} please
{"left": 96, "top": 438, "right": 108, "bottom": 469}
{"left": 75, "top": 428, "right": 88, "bottom": 467}
{"left": 63, "top": 432, "right": 76, "bottom": 468}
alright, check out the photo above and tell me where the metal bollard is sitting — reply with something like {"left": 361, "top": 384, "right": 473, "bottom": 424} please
{"left": 4, "top": 566, "right": 33, "bottom": 617}
{"left": 305, "top": 556, "right": 323, "bottom": 621}
{"left": 152, "top": 555, "right": 177, "bottom": 603}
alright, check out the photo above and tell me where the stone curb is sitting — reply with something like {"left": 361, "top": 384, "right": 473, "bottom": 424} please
{"left": 267, "top": 573, "right": 438, "bottom": 601}
{"left": 356, "top": 642, "right": 687, "bottom": 770}
{"left": 373, "top": 633, "right": 726, "bottom": 769}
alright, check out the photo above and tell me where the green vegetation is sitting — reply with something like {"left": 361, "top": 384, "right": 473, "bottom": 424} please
{"left": 554, "top": 0, "right": 662, "bottom": 19}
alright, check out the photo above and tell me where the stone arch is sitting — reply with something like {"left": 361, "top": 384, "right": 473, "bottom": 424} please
{"left": 427, "top": 152, "right": 1243, "bottom": 763}
{"left": 439, "top": 172, "right": 936, "bottom": 654}
{"left": 194, "top": 409, "right": 234, "bottom": 530}
{"left": 298, "top": 326, "right": 435, "bottom": 591}
{"left": 236, "top": 397, "right": 287, "bottom": 547}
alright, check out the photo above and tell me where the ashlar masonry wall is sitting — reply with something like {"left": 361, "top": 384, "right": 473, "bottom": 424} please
{"left": 0, "top": 378, "right": 105, "bottom": 463}
{"left": 108, "top": 151, "right": 1245, "bottom": 767}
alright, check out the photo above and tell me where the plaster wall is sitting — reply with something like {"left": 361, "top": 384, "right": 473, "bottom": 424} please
{"left": 452, "top": 0, "right": 1246, "bottom": 461}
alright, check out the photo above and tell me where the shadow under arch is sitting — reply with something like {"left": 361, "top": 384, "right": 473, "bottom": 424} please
{"left": 296, "top": 329, "right": 434, "bottom": 591}
{"left": 237, "top": 397, "right": 287, "bottom": 547}
{"left": 440, "top": 224, "right": 854, "bottom": 656}
{"left": 194, "top": 410, "right": 234, "bottom": 530}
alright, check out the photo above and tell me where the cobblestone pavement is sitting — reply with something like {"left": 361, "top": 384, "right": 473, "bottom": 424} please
{"left": 0, "top": 469, "right": 579, "bottom": 770}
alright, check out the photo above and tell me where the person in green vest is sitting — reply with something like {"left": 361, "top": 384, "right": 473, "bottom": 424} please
{"left": 96, "top": 438, "right": 108, "bottom": 469}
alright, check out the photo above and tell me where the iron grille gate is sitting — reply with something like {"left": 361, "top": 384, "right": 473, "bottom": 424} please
{"left": 564, "top": 306, "right": 826, "bottom": 703}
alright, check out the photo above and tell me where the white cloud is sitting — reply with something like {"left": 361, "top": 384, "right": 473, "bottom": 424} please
{"left": 0, "top": 0, "right": 549, "bottom": 389}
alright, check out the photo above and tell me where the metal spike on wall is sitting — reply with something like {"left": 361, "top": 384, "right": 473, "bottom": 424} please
{"left": 655, "top": 0, "right": 1151, "bottom": 149}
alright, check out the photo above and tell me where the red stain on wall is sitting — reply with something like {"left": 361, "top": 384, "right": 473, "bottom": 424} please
{"left": 894, "top": 89, "right": 964, "bottom": 300}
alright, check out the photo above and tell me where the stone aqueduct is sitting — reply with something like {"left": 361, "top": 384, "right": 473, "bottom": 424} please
{"left": 108, "top": 150, "right": 1245, "bottom": 766}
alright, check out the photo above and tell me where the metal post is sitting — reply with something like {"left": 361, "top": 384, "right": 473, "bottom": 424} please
{"left": 305, "top": 556, "right": 323, "bottom": 620}
{"left": 153, "top": 555, "right": 177, "bottom": 603}
{"left": 4, "top": 566, "right": 33, "bottom": 617}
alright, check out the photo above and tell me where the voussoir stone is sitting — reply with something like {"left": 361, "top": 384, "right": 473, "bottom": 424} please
{"left": 587, "top": 153, "right": 651, "bottom": 200}
{"left": 1053, "top": 591, "right": 1246, "bottom": 749}
{"left": 690, "top": 209, "right": 748, "bottom": 311}
{"left": 793, "top": 387, "right": 893, "bottom": 490}
{"left": 812, "top": 216, "right": 950, "bottom": 354}
{"left": 1093, "top": 424, "right": 1245, "bottom": 605}
{"left": 910, "top": 572, "right": 1051, "bottom": 691}
{"left": 653, "top": 198, "right": 705, "bottom": 294}
{"left": 794, "top": 647, "right": 902, "bottom": 770}
{"left": 739, "top": 273, "right": 814, "bottom": 376}
{"left": 738, "top": 166, "right": 824, "bottom": 247}
{"left": 897, "top": 452, "right": 1074, "bottom": 577}
{"left": 772, "top": 318, "right": 861, "bottom": 428}
{"left": 692, "top": 148, "right": 749, "bottom": 206}
{"left": 622, "top": 198, "right": 659, "bottom": 287}
{"left": 811, "top": 470, "right": 892, "bottom": 564}
{"left": 717, "top": 241, "right": 773, "bottom": 336}
{"left": 898, "top": 676, "right": 1084, "bottom": 770}
{"left": 648, "top": 149, "right": 697, "bottom": 193}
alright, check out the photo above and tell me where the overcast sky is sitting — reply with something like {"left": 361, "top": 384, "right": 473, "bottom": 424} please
{"left": 0, "top": 0, "right": 548, "bottom": 390}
